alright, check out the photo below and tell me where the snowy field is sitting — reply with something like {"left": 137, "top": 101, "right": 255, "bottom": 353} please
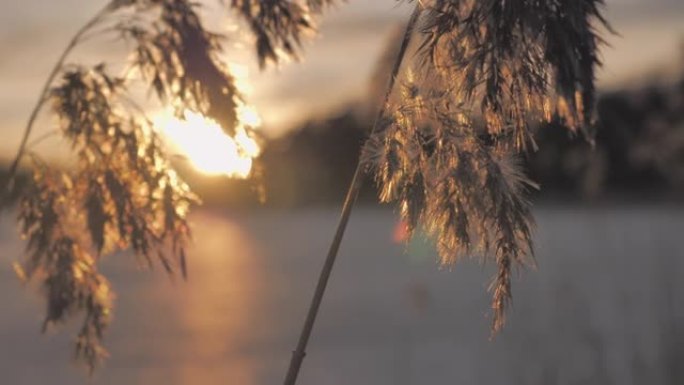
{"left": 1, "top": 205, "right": 683, "bottom": 385}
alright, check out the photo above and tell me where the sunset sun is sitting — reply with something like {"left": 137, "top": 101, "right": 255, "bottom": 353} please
{"left": 154, "top": 109, "right": 261, "bottom": 178}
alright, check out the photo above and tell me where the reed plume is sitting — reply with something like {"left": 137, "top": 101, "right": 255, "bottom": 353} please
{"left": 8, "top": 0, "right": 333, "bottom": 371}
{"left": 364, "top": 0, "right": 608, "bottom": 332}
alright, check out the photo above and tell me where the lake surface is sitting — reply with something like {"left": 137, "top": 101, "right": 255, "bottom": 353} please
{"left": 1, "top": 205, "right": 683, "bottom": 384}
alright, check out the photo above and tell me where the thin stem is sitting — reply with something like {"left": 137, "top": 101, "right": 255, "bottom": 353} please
{"left": 4, "top": 3, "right": 113, "bottom": 192}
{"left": 25, "top": 130, "right": 60, "bottom": 150}
{"left": 282, "top": 4, "right": 423, "bottom": 385}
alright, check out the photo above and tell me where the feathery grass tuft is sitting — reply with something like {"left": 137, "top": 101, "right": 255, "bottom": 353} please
{"left": 9, "top": 0, "right": 334, "bottom": 371}
{"left": 365, "top": 0, "right": 607, "bottom": 331}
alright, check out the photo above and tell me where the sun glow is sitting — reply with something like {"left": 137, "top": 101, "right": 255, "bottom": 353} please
{"left": 154, "top": 110, "right": 261, "bottom": 178}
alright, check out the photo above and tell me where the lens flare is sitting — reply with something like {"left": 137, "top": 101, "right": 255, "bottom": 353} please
{"left": 153, "top": 110, "right": 261, "bottom": 178}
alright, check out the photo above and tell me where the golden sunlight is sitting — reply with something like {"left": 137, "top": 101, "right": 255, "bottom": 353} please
{"left": 153, "top": 110, "right": 261, "bottom": 178}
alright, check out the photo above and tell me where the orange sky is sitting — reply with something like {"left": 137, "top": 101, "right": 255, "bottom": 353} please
{"left": 0, "top": 0, "right": 683, "bottom": 160}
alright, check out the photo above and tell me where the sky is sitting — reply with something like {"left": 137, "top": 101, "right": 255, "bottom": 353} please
{"left": 0, "top": 0, "right": 683, "bottom": 160}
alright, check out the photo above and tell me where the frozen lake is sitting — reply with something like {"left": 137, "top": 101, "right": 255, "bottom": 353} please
{"left": 1, "top": 205, "right": 683, "bottom": 384}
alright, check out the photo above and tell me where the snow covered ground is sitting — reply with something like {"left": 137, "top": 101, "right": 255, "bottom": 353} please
{"left": 1, "top": 205, "right": 683, "bottom": 384}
